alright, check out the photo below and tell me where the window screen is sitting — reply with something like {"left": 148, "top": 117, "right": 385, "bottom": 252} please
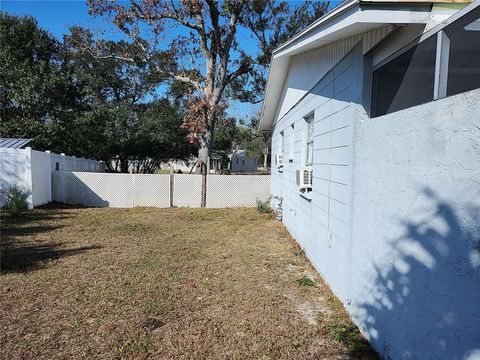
{"left": 371, "top": 35, "right": 437, "bottom": 117}
{"left": 445, "top": 6, "right": 480, "bottom": 97}
{"left": 305, "top": 115, "right": 314, "bottom": 166}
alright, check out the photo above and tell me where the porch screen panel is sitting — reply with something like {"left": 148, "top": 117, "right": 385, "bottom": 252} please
{"left": 371, "top": 36, "right": 437, "bottom": 117}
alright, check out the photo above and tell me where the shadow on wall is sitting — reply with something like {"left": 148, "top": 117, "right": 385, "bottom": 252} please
{"left": 55, "top": 172, "right": 109, "bottom": 207}
{"left": 356, "top": 188, "right": 480, "bottom": 360}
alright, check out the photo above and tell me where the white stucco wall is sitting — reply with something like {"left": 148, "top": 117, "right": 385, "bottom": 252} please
{"left": 350, "top": 89, "right": 480, "bottom": 360}
{"left": 271, "top": 40, "right": 480, "bottom": 359}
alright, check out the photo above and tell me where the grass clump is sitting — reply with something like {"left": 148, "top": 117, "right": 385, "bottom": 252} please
{"left": 317, "top": 294, "right": 380, "bottom": 358}
{"left": 256, "top": 197, "right": 272, "bottom": 214}
{"left": 297, "top": 276, "right": 316, "bottom": 287}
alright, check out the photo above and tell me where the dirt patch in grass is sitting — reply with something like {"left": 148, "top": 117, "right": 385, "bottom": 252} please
{"left": 1, "top": 207, "right": 377, "bottom": 359}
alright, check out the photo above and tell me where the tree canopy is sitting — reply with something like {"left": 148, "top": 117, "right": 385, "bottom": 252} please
{"left": 1, "top": 1, "right": 329, "bottom": 173}
{"left": 0, "top": 12, "right": 196, "bottom": 173}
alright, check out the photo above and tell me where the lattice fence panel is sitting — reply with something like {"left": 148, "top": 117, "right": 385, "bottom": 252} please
{"left": 53, "top": 171, "right": 134, "bottom": 207}
{"left": 134, "top": 174, "right": 170, "bottom": 207}
{"left": 173, "top": 174, "right": 202, "bottom": 207}
{"left": 206, "top": 175, "right": 271, "bottom": 208}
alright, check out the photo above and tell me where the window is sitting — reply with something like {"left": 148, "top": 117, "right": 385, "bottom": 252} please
{"left": 305, "top": 114, "right": 314, "bottom": 167}
{"left": 371, "top": 5, "right": 480, "bottom": 117}
{"left": 289, "top": 124, "right": 295, "bottom": 161}
{"left": 371, "top": 36, "right": 437, "bottom": 117}
{"left": 445, "top": 6, "right": 480, "bottom": 97}
{"left": 279, "top": 130, "right": 285, "bottom": 154}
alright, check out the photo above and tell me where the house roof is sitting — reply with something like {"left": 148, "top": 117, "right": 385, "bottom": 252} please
{"left": 0, "top": 138, "right": 33, "bottom": 149}
{"left": 259, "top": 0, "right": 472, "bottom": 131}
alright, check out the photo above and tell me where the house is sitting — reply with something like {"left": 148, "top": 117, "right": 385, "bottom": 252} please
{"left": 230, "top": 150, "right": 258, "bottom": 173}
{"left": 260, "top": 1, "right": 480, "bottom": 359}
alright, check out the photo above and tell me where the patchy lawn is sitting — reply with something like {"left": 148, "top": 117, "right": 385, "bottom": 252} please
{"left": 0, "top": 206, "right": 377, "bottom": 359}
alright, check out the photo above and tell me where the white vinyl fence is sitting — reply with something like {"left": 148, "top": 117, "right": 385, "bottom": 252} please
{"left": 53, "top": 171, "right": 271, "bottom": 208}
{"left": 0, "top": 147, "right": 104, "bottom": 208}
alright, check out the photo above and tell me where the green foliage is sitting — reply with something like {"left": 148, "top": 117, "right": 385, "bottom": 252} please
{"left": 331, "top": 323, "right": 374, "bottom": 356}
{"left": 0, "top": 14, "right": 195, "bottom": 172}
{"left": 1, "top": 186, "right": 30, "bottom": 217}
{"left": 256, "top": 198, "right": 272, "bottom": 214}
{"left": 0, "top": 12, "right": 84, "bottom": 150}
{"left": 298, "top": 276, "right": 316, "bottom": 287}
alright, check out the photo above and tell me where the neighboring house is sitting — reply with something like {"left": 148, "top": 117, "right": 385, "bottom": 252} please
{"left": 230, "top": 150, "right": 258, "bottom": 173}
{"left": 260, "top": 1, "right": 480, "bottom": 359}
{"left": 161, "top": 157, "right": 197, "bottom": 173}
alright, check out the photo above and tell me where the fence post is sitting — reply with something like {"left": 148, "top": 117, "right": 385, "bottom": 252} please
{"left": 169, "top": 171, "right": 174, "bottom": 207}
{"left": 201, "top": 164, "right": 207, "bottom": 208}
{"left": 72, "top": 155, "right": 77, "bottom": 171}
{"left": 60, "top": 153, "right": 66, "bottom": 203}
{"left": 45, "top": 150, "right": 52, "bottom": 203}
{"left": 25, "top": 147, "right": 34, "bottom": 209}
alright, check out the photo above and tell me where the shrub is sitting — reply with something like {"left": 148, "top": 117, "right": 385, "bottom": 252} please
{"left": 256, "top": 197, "right": 272, "bottom": 214}
{"left": 1, "top": 186, "right": 30, "bottom": 217}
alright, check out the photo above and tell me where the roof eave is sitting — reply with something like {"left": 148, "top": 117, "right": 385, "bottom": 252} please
{"left": 259, "top": 2, "right": 441, "bottom": 131}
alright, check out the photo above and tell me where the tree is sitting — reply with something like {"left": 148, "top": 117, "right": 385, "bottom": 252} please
{"left": 244, "top": 117, "right": 271, "bottom": 169}
{"left": 129, "top": 99, "right": 197, "bottom": 173}
{"left": 64, "top": 27, "right": 193, "bottom": 172}
{"left": 0, "top": 13, "right": 87, "bottom": 151}
{"left": 86, "top": 0, "right": 329, "bottom": 174}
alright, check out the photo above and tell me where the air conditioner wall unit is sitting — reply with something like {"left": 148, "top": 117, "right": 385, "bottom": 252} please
{"left": 296, "top": 168, "right": 313, "bottom": 189}
{"left": 275, "top": 153, "right": 284, "bottom": 168}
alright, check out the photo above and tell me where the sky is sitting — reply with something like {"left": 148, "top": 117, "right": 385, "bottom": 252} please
{"left": 1, "top": 0, "right": 340, "bottom": 121}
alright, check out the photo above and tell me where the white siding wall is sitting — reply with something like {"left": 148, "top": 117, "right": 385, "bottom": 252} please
{"left": 270, "top": 36, "right": 480, "bottom": 359}
{"left": 271, "top": 43, "right": 363, "bottom": 299}
{"left": 276, "top": 26, "right": 393, "bottom": 121}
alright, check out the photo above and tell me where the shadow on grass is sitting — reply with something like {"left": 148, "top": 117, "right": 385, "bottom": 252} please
{"left": 1, "top": 242, "right": 102, "bottom": 274}
{"left": 1, "top": 206, "right": 101, "bottom": 274}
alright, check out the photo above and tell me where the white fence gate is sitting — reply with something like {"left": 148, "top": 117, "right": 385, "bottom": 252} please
{"left": 52, "top": 171, "right": 271, "bottom": 208}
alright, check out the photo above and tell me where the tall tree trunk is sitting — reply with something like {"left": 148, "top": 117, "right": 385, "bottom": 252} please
{"left": 120, "top": 158, "right": 129, "bottom": 173}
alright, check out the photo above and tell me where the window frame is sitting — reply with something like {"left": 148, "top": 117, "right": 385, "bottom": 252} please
{"left": 304, "top": 113, "right": 314, "bottom": 168}
{"left": 289, "top": 123, "right": 295, "bottom": 161}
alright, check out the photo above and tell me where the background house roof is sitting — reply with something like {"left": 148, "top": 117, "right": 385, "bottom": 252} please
{"left": 259, "top": 0, "right": 472, "bottom": 131}
{"left": 0, "top": 138, "right": 33, "bottom": 149}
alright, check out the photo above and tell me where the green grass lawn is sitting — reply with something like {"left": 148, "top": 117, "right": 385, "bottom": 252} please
{"left": 0, "top": 206, "right": 377, "bottom": 359}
